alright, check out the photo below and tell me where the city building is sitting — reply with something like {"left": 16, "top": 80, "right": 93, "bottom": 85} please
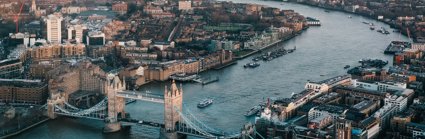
{"left": 61, "top": 6, "right": 87, "bottom": 14}
{"left": 243, "top": 27, "right": 292, "bottom": 50}
{"left": 305, "top": 75, "right": 352, "bottom": 93}
{"left": 308, "top": 113, "right": 332, "bottom": 129}
{"left": 312, "top": 92, "right": 341, "bottom": 104}
{"left": 352, "top": 79, "right": 407, "bottom": 92}
{"left": 390, "top": 112, "right": 413, "bottom": 136}
{"left": 406, "top": 122, "right": 425, "bottom": 138}
{"left": 143, "top": 6, "right": 164, "bottom": 14}
{"left": 150, "top": 41, "right": 175, "bottom": 51}
{"left": 119, "top": 65, "right": 148, "bottom": 89}
{"left": 178, "top": 0, "right": 192, "bottom": 11}
{"left": 411, "top": 43, "right": 425, "bottom": 51}
{"left": 67, "top": 24, "right": 87, "bottom": 43}
{"left": 308, "top": 104, "right": 347, "bottom": 121}
{"left": 334, "top": 86, "right": 387, "bottom": 104}
{"left": 146, "top": 59, "right": 200, "bottom": 81}
{"left": 47, "top": 61, "right": 107, "bottom": 101}
{"left": 86, "top": 31, "right": 106, "bottom": 46}
{"left": 199, "top": 50, "right": 233, "bottom": 71}
{"left": 112, "top": 2, "right": 128, "bottom": 15}
{"left": 385, "top": 94, "right": 408, "bottom": 112}
{"left": 0, "top": 45, "right": 27, "bottom": 78}
{"left": 0, "top": 59, "right": 23, "bottom": 79}
{"left": 211, "top": 40, "right": 241, "bottom": 51}
{"left": 373, "top": 104, "right": 398, "bottom": 130}
{"left": 351, "top": 100, "right": 380, "bottom": 116}
{"left": 335, "top": 117, "right": 352, "bottom": 139}
{"left": 0, "top": 79, "right": 48, "bottom": 104}
{"left": 45, "top": 13, "right": 64, "bottom": 44}
{"left": 9, "top": 32, "right": 37, "bottom": 47}
{"left": 30, "top": 0, "right": 36, "bottom": 12}
{"left": 273, "top": 89, "right": 316, "bottom": 121}
{"left": 29, "top": 60, "right": 62, "bottom": 79}
{"left": 27, "top": 43, "right": 86, "bottom": 60}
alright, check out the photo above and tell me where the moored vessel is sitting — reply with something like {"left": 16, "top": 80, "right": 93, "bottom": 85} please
{"left": 344, "top": 65, "right": 350, "bottom": 69}
{"left": 244, "top": 62, "right": 260, "bottom": 68}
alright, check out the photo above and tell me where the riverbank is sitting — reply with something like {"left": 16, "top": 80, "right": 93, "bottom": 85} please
{"left": 0, "top": 117, "right": 49, "bottom": 139}
{"left": 234, "top": 30, "right": 302, "bottom": 59}
{"left": 276, "top": 0, "right": 411, "bottom": 38}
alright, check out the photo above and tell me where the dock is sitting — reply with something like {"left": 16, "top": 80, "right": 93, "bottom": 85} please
{"left": 169, "top": 74, "right": 199, "bottom": 82}
{"left": 193, "top": 76, "right": 219, "bottom": 85}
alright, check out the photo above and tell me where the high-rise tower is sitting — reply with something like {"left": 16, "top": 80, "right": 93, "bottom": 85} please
{"left": 30, "top": 0, "right": 37, "bottom": 12}
{"left": 45, "top": 14, "right": 63, "bottom": 44}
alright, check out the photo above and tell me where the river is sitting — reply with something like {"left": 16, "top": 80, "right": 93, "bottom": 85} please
{"left": 11, "top": 0, "right": 410, "bottom": 139}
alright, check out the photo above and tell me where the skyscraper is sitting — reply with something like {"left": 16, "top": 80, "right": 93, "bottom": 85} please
{"left": 45, "top": 14, "right": 63, "bottom": 44}
{"left": 30, "top": 0, "right": 37, "bottom": 12}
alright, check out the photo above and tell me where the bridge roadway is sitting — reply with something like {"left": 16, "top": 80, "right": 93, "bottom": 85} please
{"left": 119, "top": 118, "right": 165, "bottom": 128}
{"left": 116, "top": 91, "right": 164, "bottom": 103}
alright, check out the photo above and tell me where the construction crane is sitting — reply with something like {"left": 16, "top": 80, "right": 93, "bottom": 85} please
{"left": 13, "top": 1, "right": 25, "bottom": 33}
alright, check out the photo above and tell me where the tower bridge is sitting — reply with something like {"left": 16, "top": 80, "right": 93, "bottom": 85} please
{"left": 45, "top": 76, "right": 240, "bottom": 139}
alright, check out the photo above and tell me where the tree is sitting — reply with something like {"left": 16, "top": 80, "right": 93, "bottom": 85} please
{"left": 127, "top": 3, "right": 138, "bottom": 15}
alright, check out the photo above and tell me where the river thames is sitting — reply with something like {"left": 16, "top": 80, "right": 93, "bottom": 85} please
{"left": 12, "top": 0, "right": 410, "bottom": 139}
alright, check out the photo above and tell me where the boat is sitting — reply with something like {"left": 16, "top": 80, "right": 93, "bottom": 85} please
{"left": 252, "top": 57, "right": 260, "bottom": 61}
{"left": 376, "top": 27, "right": 390, "bottom": 34}
{"left": 380, "top": 27, "right": 390, "bottom": 34}
{"left": 197, "top": 98, "right": 213, "bottom": 108}
{"left": 344, "top": 65, "right": 350, "bottom": 69}
{"left": 244, "top": 106, "right": 262, "bottom": 117}
{"left": 362, "top": 21, "right": 369, "bottom": 24}
{"left": 324, "top": 10, "right": 330, "bottom": 13}
{"left": 244, "top": 62, "right": 260, "bottom": 68}
{"left": 348, "top": 16, "right": 352, "bottom": 18}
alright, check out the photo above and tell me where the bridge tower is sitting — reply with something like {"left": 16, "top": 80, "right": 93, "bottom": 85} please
{"left": 46, "top": 95, "right": 65, "bottom": 119}
{"left": 104, "top": 76, "right": 126, "bottom": 133}
{"left": 161, "top": 80, "right": 183, "bottom": 139}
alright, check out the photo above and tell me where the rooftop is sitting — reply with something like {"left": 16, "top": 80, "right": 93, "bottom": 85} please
{"left": 314, "top": 92, "right": 340, "bottom": 103}
{"left": 311, "top": 113, "right": 331, "bottom": 123}
{"left": 406, "top": 122, "right": 425, "bottom": 131}
{"left": 335, "top": 86, "right": 386, "bottom": 97}
{"left": 310, "top": 75, "right": 351, "bottom": 86}
{"left": 352, "top": 100, "right": 375, "bottom": 111}
{"left": 0, "top": 78, "right": 46, "bottom": 88}
{"left": 314, "top": 104, "right": 347, "bottom": 114}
